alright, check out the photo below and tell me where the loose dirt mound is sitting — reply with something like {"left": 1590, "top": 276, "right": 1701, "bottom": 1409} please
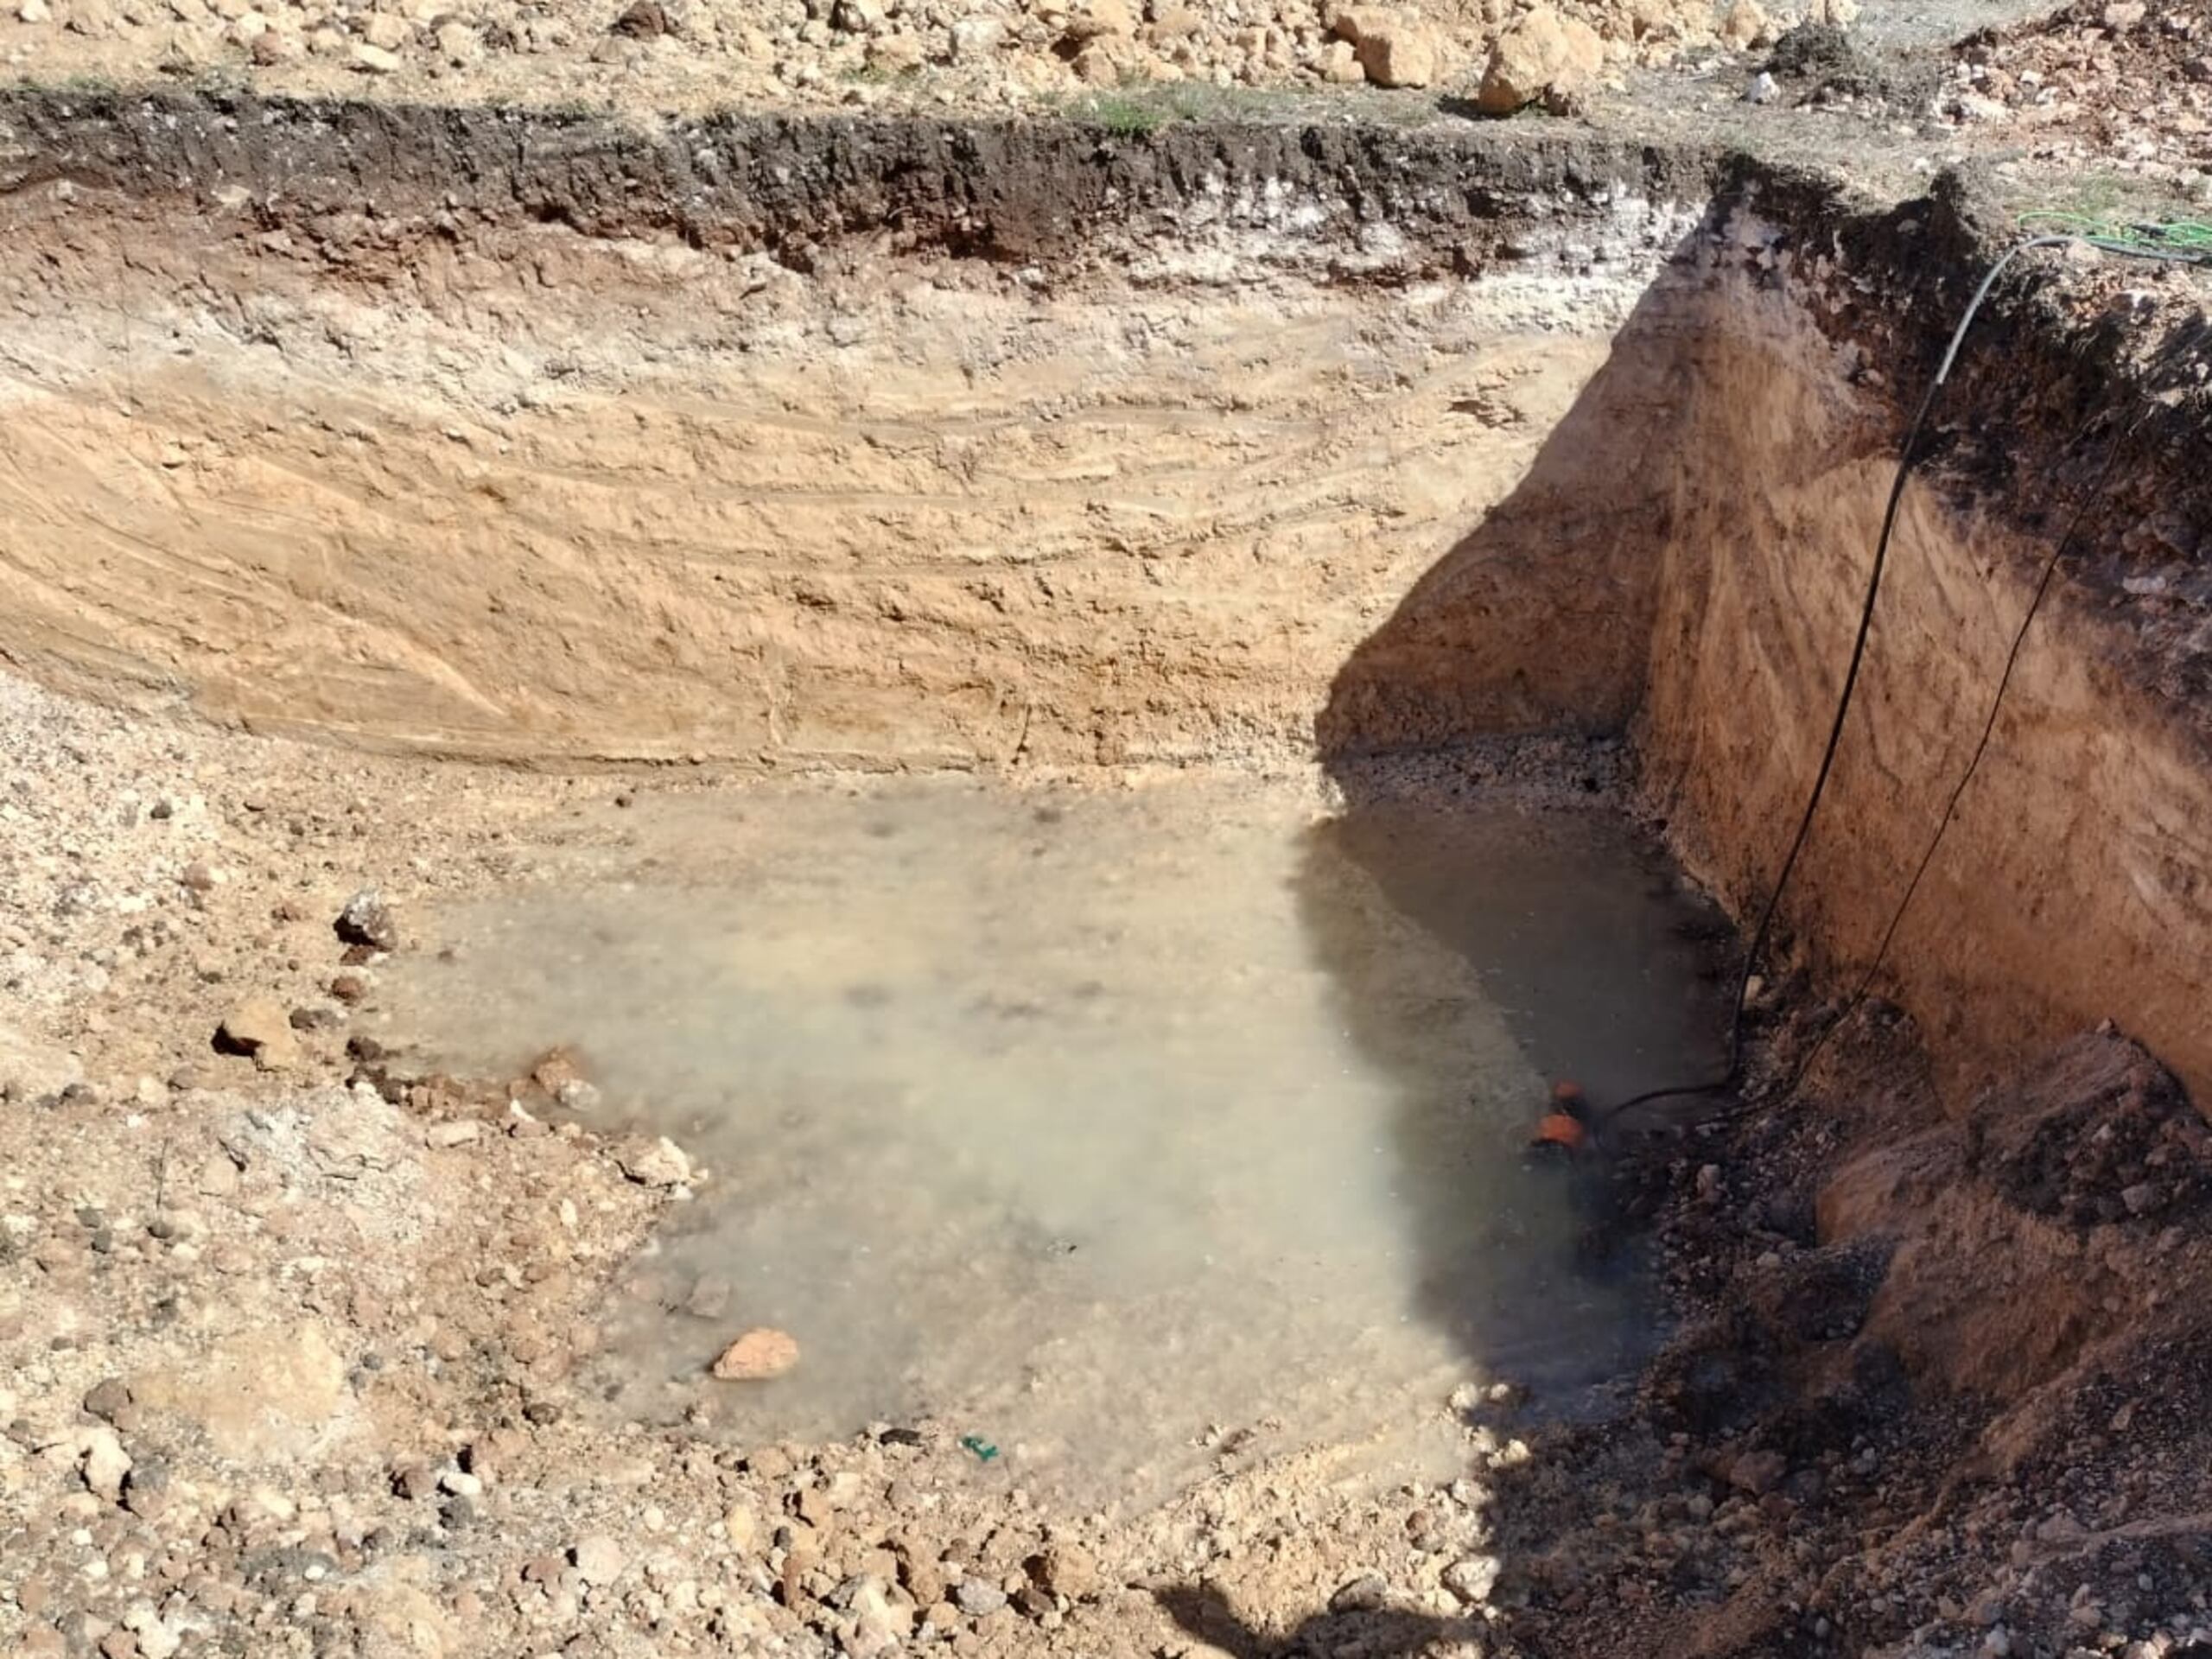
{"left": 1484, "top": 1020, "right": 2212, "bottom": 1659}
{"left": 1, "top": 0, "right": 1829, "bottom": 113}
{"left": 1943, "top": 0, "right": 2212, "bottom": 190}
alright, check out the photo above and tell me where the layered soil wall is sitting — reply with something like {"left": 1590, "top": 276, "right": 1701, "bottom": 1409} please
{"left": 0, "top": 93, "right": 1712, "bottom": 768}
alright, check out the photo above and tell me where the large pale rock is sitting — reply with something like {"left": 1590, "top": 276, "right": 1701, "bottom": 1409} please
{"left": 1330, "top": 4, "right": 1438, "bottom": 88}
{"left": 130, "top": 1321, "right": 350, "bottom": 1459}
{"left": 1474, "top": 8, "right": 1603, "bottom": 112}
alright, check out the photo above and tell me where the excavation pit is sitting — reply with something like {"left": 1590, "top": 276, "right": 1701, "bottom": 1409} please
{"left": 4, "top": 89, "right": 2212, "bottom": 1659}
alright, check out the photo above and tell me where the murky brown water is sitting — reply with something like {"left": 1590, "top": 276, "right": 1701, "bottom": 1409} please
{"left": 381, "top": 771, "right": 1729, "bottom": 1508}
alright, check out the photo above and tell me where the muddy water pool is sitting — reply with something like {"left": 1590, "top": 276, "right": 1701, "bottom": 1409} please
{"left": 382, "top": 771, "right": 1730, "bottom": 1508}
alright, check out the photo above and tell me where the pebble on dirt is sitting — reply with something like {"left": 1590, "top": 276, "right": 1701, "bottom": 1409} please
{"left": 334, "top": 887, "right": 400, "bottom": 950}
{"left": 216, "top": 995, "right": 302, "bottom": 1070}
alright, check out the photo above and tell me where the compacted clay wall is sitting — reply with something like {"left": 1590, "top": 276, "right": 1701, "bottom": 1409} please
{"left": 1323, "top": 188, "right": 2212, "bottom": 1097}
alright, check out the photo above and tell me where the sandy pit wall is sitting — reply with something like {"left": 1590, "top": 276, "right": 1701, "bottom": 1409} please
{"left": 1323, "top": 176, "right": 2212, "bottom": 1101}
{"left": 0, "top": 92, "right": 1707, "bottom": 769}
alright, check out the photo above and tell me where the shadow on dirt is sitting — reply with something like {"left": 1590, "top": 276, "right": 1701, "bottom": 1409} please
{"left": 1159, "top": 1585, "right": 1473, "bottom": 1659}
{"left": 1148, "top": 219, "right": 1748, "bottom": 1659}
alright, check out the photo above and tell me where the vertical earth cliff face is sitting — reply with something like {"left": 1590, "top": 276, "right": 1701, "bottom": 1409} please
{"left": 1325, "top": 197, "right": 2212, "bottom": 1098}
{"left": 0, "top": 96, "right": 1707, "bottom": 769}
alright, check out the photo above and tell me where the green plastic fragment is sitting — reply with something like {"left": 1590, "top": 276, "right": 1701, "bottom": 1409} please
{"left": 958, "top": 1434, "right": 999, "bottom": 1463}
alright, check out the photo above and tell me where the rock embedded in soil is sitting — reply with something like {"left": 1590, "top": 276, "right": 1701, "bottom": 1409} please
{"left": 81, "top": 1425, "right": 130, "bottom": 1502}
{"left": 1442, "top": 1554, "right": 1502, "bottom": 1605}
{"left": 1329, "top": 1573, "right": 1389, "bottom": 1612}
{"left": 712, "top": 1328, "right": 801, "bottom": 1380}
{"left": 613, "top": 1135, "right": 692, "bottom": 1187}
{"left": 571, "top": 1534, "right": 626, "bottom": 1585}
{"left": 1032, "top": 1542, "right": 1101, "bottom": 1600}
{"left": 82, "top": 1378, "right": 131, "bottom": 1421}
{"left": 334, "top": 887, "right": 399, "bottom": 950}
{"left": 953, "top": 1578, "right": 1008, "bottom": 1617}
{"left": 216, "top": 996, "right": 301, "bottom": 1070}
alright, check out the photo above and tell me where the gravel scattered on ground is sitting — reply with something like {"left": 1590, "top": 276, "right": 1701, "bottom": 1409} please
{"left": 0, "top": 0, "right": 1856, "bottom": 115}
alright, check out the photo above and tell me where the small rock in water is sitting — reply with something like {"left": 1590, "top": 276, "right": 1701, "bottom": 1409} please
{"left": 683, "top": 1274, "right": 734, "bottom": 1320}
{"left": 334, "top": 888, "right": 399, "bottom": 950}
{"left": 217, "top": 996, "right": 301, "bottom": 1071}
{"left": 613, "top": 1135, "right": 693, "bottom": 1188}
{"left": 712, "top": 1328, "right": 800, "bottom": 1381}
{"left": 1329, "top": 1573, "right": 1389, "bottom": 1613}
{"left": 531, "top": 1046, "right": 602, "bottom": 1109}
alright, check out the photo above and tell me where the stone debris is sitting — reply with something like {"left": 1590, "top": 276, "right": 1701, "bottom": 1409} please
{"left": 0, "top": 0, "right": 1806, "bottom": 116}
{"left": 1936, "top": 0, "right": 2212, "bottom": 200}
{"left": 711, "top": 1327, "right": 802, "bottom": 1380}
{"left": 334, "top": 887, "right": 400, "bottom": 950}
{"left": 216, "top": 995, "right": 301, "bottom": 1070}
{"left": 612, "top": 1134, "right": 693, "bottom": 1187}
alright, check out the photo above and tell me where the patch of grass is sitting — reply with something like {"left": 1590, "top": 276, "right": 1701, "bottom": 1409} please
{"left": 1083, "top": 90, "right": 1172, "bottom": 132}
{"left": 2004, "top": 169, "right": 2212, "bottom": 245}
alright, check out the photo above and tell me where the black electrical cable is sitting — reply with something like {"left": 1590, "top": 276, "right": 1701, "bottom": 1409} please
{"left": 1776, "top": 409, "right": 2145, "bottom": 1095}
{"left": 1595, "top": 231, "right": 2209, "bottom": 1131}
